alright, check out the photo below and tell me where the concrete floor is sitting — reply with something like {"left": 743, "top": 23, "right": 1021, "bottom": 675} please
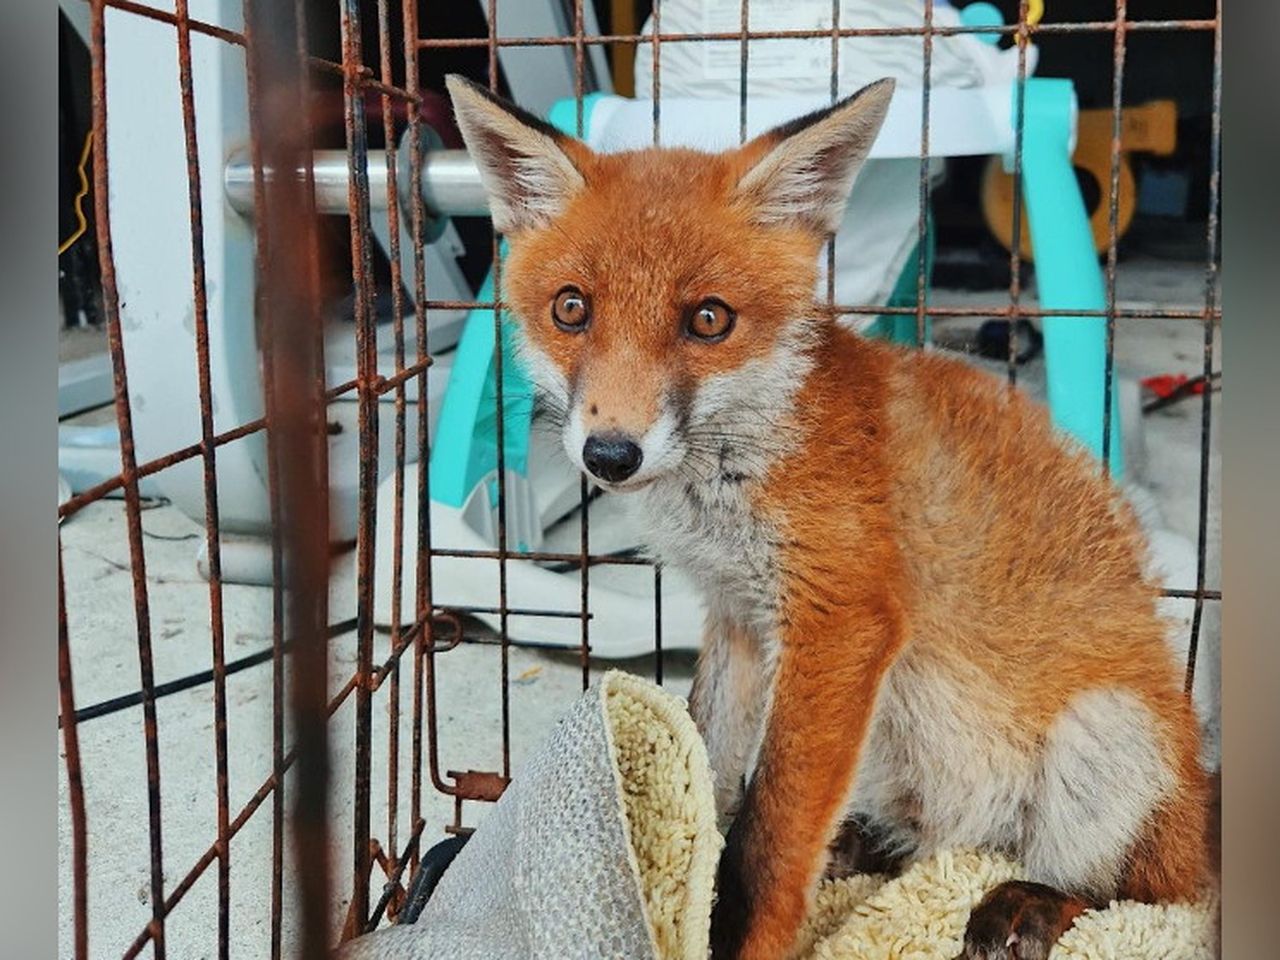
{"left": 58, "top": 253, "right": 1220, "bottom": 958}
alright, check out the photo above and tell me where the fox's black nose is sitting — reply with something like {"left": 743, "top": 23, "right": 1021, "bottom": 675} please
{"left": 582, "top": 433, "right": 643, "bottom": 483}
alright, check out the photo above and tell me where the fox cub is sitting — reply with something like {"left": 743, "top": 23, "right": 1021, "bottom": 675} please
{"left": 447, "top": 75, "right": 1207, "bottom": 960}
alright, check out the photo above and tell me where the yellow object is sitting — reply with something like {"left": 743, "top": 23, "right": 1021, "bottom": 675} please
{"left": 611, "top": 0, "right": 638, "bottom": 98}
{"left": 983, "top": 100, "right": 1178, "bottom": 259}
{"left": 1014, "top": 0, "right": 1044, "bottom": 46}
{"left": 59, "top": 131, "right": 94, "bottom": 256}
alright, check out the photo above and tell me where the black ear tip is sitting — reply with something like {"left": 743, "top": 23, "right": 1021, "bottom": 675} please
{"left": 444, "top": 73, "right": 479, "bottom": 98}
{"left": 443, "top": 74, "right": 578, "bottom": 146}
{"left": 444, "top": 74, "right": 513, "bottom": 118}
{"left": 853, "top": 77, "right": 896, "bottom": 104}
{"left": 828, "top": 77, "right": 895, "bottom": 122}
{"left": 445, "top": 74, "right": 506, "bottom": 110}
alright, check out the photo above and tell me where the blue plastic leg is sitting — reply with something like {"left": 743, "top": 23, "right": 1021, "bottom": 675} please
{"left": 428, "top": 260, "right": 536, "bottom": 509}
{"left": 867, "top": 208, "right": 935, "bottom": 347}
{"left": 1018, "top": 79, "right": 1123, "bottom": 475}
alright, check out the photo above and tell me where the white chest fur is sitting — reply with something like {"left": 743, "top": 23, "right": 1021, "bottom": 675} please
{"left": 635, "top": 475, "right": 782, "bottom": 634}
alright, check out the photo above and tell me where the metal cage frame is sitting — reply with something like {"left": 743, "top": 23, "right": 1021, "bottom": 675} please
{"left": 57, "top": 1, "right": 1222, "bottom": 957}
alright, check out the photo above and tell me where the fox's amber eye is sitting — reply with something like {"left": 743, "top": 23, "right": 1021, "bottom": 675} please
{"left": 552, "top": 287, "right": 590, "bottom": 332}
{"left": 686, "top": 299, "right": 735, "bottom": 343}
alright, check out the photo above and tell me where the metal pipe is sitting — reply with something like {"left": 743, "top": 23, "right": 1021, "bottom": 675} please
{"left": 224, "top": 147, "right": 488, "bottom": 218}
{"left": 415, "top": 149, "right": 491, "bottom": 219}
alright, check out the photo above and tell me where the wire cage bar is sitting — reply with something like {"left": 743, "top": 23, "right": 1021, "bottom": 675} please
{"left": 57, "top": 0, "right": 1222, "bottom": 957}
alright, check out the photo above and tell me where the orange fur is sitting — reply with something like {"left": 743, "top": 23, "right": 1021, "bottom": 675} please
{"left": 503, "top": 147, "right": 822, "bottom": 433}
{"left": 447, "top": 76, "right": 1207, "bottom": 960}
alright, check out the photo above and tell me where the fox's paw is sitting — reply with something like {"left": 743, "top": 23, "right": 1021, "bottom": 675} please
{"left": 953, "top": 880, "right": 1089, "bottom": 960}
{"left": 824, "top": 816, "right": 905, "bottom": 880}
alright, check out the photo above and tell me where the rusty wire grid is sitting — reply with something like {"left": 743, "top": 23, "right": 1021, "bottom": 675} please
{"left": 57, "top": 1, "right": 1221, "bottom": 957}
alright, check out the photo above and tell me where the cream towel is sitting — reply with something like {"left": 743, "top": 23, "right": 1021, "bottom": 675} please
{"left": 339, "top": 672, "right": 1213, "bottom": 959}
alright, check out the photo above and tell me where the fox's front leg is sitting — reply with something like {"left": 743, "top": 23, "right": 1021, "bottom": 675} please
{"left": 710, "top": 592, "right": 904, "bottom": 960}
{"left": 688, "top": 611, "right": 771, "bottom": 828}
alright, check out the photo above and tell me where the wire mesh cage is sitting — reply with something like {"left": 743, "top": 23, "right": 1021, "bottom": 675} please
{"left": 57, "top": 1, "right": 1220, "bottom": 957}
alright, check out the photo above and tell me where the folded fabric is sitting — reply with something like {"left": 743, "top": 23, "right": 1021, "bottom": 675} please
{"left": 338, "top": 671, "right": 1213, "bottom": 959}
{"left": 336, "top": 671, "right": 722, "bottom": 960}
{"left": 634, "top": 0, "right": 1037, "bottom": 98}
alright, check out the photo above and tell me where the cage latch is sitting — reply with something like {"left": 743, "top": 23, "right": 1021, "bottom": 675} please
{"left": 448, "top": 769, "right": 510, "bottom": 803}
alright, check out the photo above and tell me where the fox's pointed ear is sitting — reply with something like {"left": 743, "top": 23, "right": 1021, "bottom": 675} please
{"left": 445, "top": 74, "right": 588, "bottom": 234}
{"left": 734, "top": 78, "right": 895, "bottom": 235}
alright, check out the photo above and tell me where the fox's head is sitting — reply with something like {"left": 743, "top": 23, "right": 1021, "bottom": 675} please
{"left": 446, "top": 75, "right": 893, "bottom": 492}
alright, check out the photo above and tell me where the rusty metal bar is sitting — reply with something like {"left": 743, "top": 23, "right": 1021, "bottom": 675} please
{"left": 653, "top": 564, "right": 664, "bottom": 685}
{"left": 402, "top": 0, "right": 433, "bottom": 876}
{"left": 1186, "top": 0, "right": 1222, "bottom": 694}
{"left": 1005, "top": 1, "right": 1031, "bottom": 387}
{"left": 274, "top": 0, "right": 324, "bottom": 949}
{"left": 414, "top": 20, "right": 1219, "bottom": 51}
{"left": 370, "top": 613, "right": 464, "bottom": 691}
{"left": 91, "top": 4, "right": 1205, "bottom": 64}
{"left": 376, "top": 0, "right": 408, "bottom": 876}
{"left": 738, "top": 0, "right": 749, "bottom": 143}
{"left": 1100, "top": 1, "right": 1129, "bottom": 475}
{"left": 62, "top": 559, "right": 1217, "bottom": 729}
{"left": 824, "top": 0, "right": 839, "bottom": 315}
{"left": 172, "top": 3, "right": 233, "bottom": 952}
{"left": 915, "top": 0, "right": 934, "bottom": 347}
{"left": 53, "top": 306, "right": 1213, "bottom": 524}
{"left": 88, "top": 2, "right": 168, "bottom": 955}
{"left": 340, "top": 0, "right": 381, "bottom": 936}
{"left": 242, "top": 3, "right": 332, "bottom": 960}
{"left": 484, "top": 0, "right": 515, "bottom": 788}
{"left": 401, "top": 300, "right": 1220, "bottom": 320}
{"left": 650, "top": 0, "right": 662, "bottom": 143}
{"left": 574, "top": 0, "right": 592, "bottom": 693}
{"left": 242, "top": 4, "right": 287, "bottom": 955}
{"left": 573, "top": 0, "right": 586, "bottom": 135}
{"left": 58, "top": 544, "right": 88, "bottom": 960}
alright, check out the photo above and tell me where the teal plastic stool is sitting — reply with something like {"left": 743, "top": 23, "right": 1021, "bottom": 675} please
{"left": 955, "top": 3, "right": 1120, "bottom": 472}
{"left": 427, "top": 261, "right": 533, "bottom": 511}
{"left": 865, "top": 209, "right": 935, "bottom": 347}
{"left": 1017, "top": 78, "right": 1122, "bottom": 474}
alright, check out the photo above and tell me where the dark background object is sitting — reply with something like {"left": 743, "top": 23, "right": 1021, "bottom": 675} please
{"left": 975, "top": 317, "right": 1044, "bottom": 365}
{"left": 395, "top": 836, "right": 470, "bottom": 924}
{"left": 58, "top": 10, "right": 101, "bottom": 328}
